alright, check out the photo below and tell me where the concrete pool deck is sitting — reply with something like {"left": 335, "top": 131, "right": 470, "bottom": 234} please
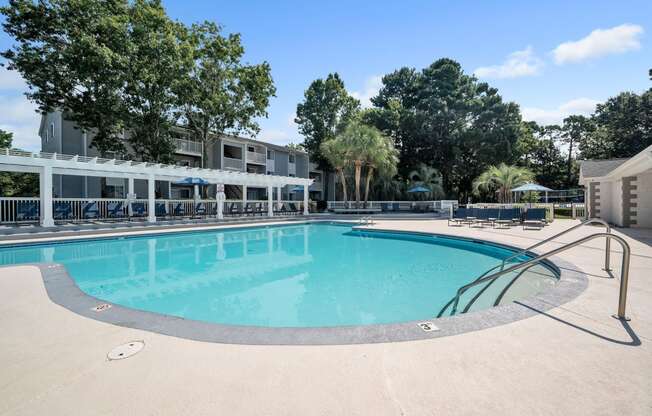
{"left": 0, "top": 219, "right": 650, "bottom": 415}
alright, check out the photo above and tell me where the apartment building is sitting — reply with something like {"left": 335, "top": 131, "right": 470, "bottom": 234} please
{"left": 39, "top": 111, "right": 324, "bottom": 201}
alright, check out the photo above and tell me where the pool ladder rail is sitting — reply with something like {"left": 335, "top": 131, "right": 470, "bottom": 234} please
{"left": 438, "top": 218, "right": 632, "bottom": 321}
{"left": 359, "top": 216, "right": 375, "bottom": 226}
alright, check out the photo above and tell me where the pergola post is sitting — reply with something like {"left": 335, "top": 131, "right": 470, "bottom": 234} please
{"left": 39, "top": 165, "right": 54, "bottom": 227}
{"left": 147, "top": 174, "right": 156, "bottom": 223}
{"left": 277, "top": 186, "right": 282, "bottom": 209}
{"left": 303, "top": 184, "right": 309, "bottom": 215}
{"left": 216, "top": 183, "right": 225, "bottom": 220}
{"left": 242, "top": 185, "right": 247, "bottom": 207}
{"left": 267, "top": 185, "right": 274, "bottom": 217}
{"left": 127, "top": 177, "right": 134, "bottom": 216}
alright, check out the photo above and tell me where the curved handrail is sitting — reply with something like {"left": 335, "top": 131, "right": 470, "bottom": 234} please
{"left": 449, "top": 232, "right": 631, "bottom": 320}
{"left": 437, "top": 218, "right": 612, "bottom": 317}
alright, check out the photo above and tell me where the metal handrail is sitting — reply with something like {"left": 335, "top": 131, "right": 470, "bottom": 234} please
{"left": 498, "top": 217, "right": 612, "bottom": 272}
{"left": 436, "top": 218, "right": 613, "bottom": 317}
{"left": 448, "top": 232, "right": 631, "bottom": 320}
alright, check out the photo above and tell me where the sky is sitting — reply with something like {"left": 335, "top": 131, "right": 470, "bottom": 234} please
{"left": 0, "top": 0, "right": 650, "bottom": 150}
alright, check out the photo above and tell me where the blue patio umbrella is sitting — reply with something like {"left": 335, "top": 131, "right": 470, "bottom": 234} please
{"left": 174, "top": 177, "right": 209, "bottom": 186}
{"left": 512, "top": 183, "right": 553, "bottom": 204}
{"left": 407, "top": 185, "right": 431, "bottom": 193}
{"left": 290, "top": 185, "right": 305, "bottom": 193}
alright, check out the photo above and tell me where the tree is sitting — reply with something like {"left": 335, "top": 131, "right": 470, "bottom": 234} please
{"left": 562, "top": 115, "right": 593, "bottom": 186}
{"left": 295, "top": 73, "right": 360, "bottom": 169}
{"left": 408, "top": 164, "right": 444, "bottom": 200}
{"left": 472, "top": 164, "right": 534, "bottom": 203}
{"left": 179, "top": 21, "right": 275, "bottom": 167}
{"left": 366, "top": 59, "right": 522, "bottom": 200}
{"left": 0, "top": 129, "right": 39, "bottom": 196}
{"left": 122, "top": 0, "right": 194, "bottom": 163}
{"left": 361, "top": 128, "right": 398, "bottom": 205}
{"left": 320, "top": 136, "right": 350, "bottom": 202}
{"left": 1, "top": 0, "right": 131, "bottom": 156}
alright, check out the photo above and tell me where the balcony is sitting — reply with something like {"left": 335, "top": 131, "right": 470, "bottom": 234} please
{"left": 247, "top": 151, "right": 266, "bottom": 165}
{"left": 175, "top": 138, "right": 203, "bottom": 156}
{"left": 223, "top": 157, "right": 243, "bottom": 171}
{"left": 266, "top": 159, "right": 275, "bottom": 174}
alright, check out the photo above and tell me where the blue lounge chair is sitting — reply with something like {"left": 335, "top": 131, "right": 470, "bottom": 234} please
{"left": 82, "top": 201, "right": 100, "bottom": 221}
{"left": 53, "top": 201, "right": 72, "bottom": 222}
{"left": 173, "top": 202, "right": 186, "bottom": 217}
{"left": 448, "top": 208, "right": 468, "bottom": 226}
{"left": 130, "top": 202, "right": 147, "bottom": 219}
{"left": 470, "top": 208, "right": 491, "bottom": 227}
{"left": 288, "top": 202, "right": 299, "bottom": 215}
{"left": 155, "top": 202, "right": 168, "bottom": 218}
{"left": 523, "top": 208, "right": 546, "bottom": 230}
{"left": 16, "top": 200, "right": 39, "bottom": 223}
{"left": 494, "top": 208, "right": 517, "bottom": 228}
{"left": 107, "top": 201, "right": 125, "bottom": 220}
{"left": 194, "top": 202, "right": 206, "bottom": 217}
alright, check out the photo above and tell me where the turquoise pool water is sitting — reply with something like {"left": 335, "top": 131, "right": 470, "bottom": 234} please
{"left": 0, "top": 223, "right": 557, "bottom": 327}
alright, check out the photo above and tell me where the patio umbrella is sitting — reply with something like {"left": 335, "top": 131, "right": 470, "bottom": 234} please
{"left": 407, "top": 185, "right": 430, "bottom": 193}
{"left": 290, "top": 185, "right": 305, "bottom": 193}
{"left": 174, "top": 177, "right": 210, "bottom": 201}
{"left": 512, "top": 183, "right": 553, "bottom": 204}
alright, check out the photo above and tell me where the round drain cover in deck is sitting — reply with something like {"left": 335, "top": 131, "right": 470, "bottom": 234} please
{"left": 107, "top": 341, "right": 145, "bottom": 360}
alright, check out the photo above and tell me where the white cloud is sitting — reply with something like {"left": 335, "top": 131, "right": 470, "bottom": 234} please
{"left": 0, "top": 66, "right": 27, "bottom": 91}
{"left": 474, "top": 46, "right": 543, "bottom": 79}
{"left": 350, "top": 75, "right": 383, "bottom": 108}
{"left": 254, "top": 129, "right": 293, "bottom": 145}
{"left": 522, "top": 97, "right": 600, "bottom": 125}
{"left": 552, "top": 24, "right": 644, "bottom": 65}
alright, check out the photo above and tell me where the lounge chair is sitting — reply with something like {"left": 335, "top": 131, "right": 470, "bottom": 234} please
{"left": 155, "top": 202, "right": 168, "bottom": 218}
{"left": 494, "top": 208, "right": 517, "bottom": 229}
{"left": 288, "top": 202, "right": 299, "bottom": 215}
{"left": 82, "top": 201, "right": 100, "bottom": 221}
{"left": 470, "top": 208, "right": 491, "bottom": 228}
{"left": 380, "top": 202, "right": 391, "bottom": 212}
{"left": 480, "top": 208, "right": 500, "bottom": 227}
{"left": 523, "top": 208, "right": 546, "bottom": 230}
{"left": 229, "top": 202, "right": 243, "bottom": 217}
{"left": 194, "top": 202, "right": 206, "bottom": 218}
{"left": 16, "top": 200, "right": 39, "bottom": 223}
{"left": 448, "top": 208, "right": 468, "bottom": 226}
{"left": 107, "top": 201, "right": 126, "bottom": 221}
{"left": 130, "top": 202, "right": 147, "bottom": 220}
{"left": 173, "top": 202, "right": 186, "bottom": 218}
{"left": 254, "top": 202, "right": 265, "bottom": 216}
{"left": 243, "top": 202, "right": 255, "bottom": 216}
{"left": 53, "top": 201, "right": 73, "bottom": 222}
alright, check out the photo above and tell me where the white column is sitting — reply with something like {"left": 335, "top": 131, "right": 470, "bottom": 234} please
{"left": 193, "top": 184, "right": 199, "bottom": 202}
{"left": 277, "top": 186, "right": 282, "bottom": 209}
{"left": 216, "top": 184, "right": 225, "bottom": 220}
{"left": 147, "top": 174, "right": 156, "bottom": 223}
{"left": 40, "top": 165, "right": 54, "bottom": 227}
{"left": 242, "top": 185, "right": 247, "bottom": 206}
{"left": 127, "top": 177, "right": 135, "bottom": 216}
{"left": 267, "top": 185, "right": 274, "bottom": 217}
{"left": 303, "top": 184, "right": 309, "bottom": 215}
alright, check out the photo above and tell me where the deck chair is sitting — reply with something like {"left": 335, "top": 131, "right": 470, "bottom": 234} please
{"left": 194, "top": 202, "right": 206, "bottom": 218}
{"left": 16, "top": 200, "right": 39, "bottom": 223}
{"left": 107, "top": 201, "right": 125, "bottom": 221}
{"left": 288, "top": 202, "right": 299, "bottom": 215}
{"left": 448, "top": 208, "right": 468, "bottom": 226}
{"left": 130, "top": 202, "right": 147, "bottom": 220}
{"left": 523, "top": 208, "right": 546, "bottom": 230}
{"left": 155, "top": 202, "right": 168, "bottom": 218}
{"left": 82, "top": 201, "right": 100, "bottom": 221}
{"left": 173, "top": 202, "right": 186, "bottom": 218}
{"left": 494, "top": 208, "right": 516, "bottom": 229}
{"left": 53, "top": 201, "right": 72, "bottom": 222}
{"left": 470, "top": 209, "right": 491, "bottom": 228}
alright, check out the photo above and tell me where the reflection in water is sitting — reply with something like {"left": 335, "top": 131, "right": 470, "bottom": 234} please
{"left": 0, "top": 224, "right": 558, "bottom": 327}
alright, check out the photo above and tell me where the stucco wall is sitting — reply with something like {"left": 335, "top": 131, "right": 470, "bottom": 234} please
{"left": 636, "top": 169, "right": 652, "bottom": 228}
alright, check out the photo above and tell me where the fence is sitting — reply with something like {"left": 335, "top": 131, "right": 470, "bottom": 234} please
{"left": 327, "top": 200, "right": 458, "bottom": 212}
{"left": 467, "top": 203, "right": 587, "bottom": 220}
{"left": 0, "top": 197, "right": 306, "bottom": 224}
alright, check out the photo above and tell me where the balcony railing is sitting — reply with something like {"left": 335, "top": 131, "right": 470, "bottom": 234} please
{"left": 223, "top": 156, "right": 243, "bottom": 170}
{"left": 175, "top": 138, "right": 203, "bottom": 156}
{"left": 247, "top": 151, "right": 266, "bottom": 165}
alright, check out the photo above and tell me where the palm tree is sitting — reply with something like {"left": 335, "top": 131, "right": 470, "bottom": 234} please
{"left": 363, "top": 131, "right": 398, "bottom": 205}
{"left": 408, "top": 164, "right": 444, "bottom": 200}
{"left": 472, "top": 163, "right": 534, "bottom": 203}
{"left": 320, "top": 137, "right": 350, "bottom": 202}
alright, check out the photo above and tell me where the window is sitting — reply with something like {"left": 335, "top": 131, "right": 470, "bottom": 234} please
{"left": 248, "top": 145, "right": 255, "bottom": 152}
{"left": 267, "top": 150, "right": 274, "bottom": 160}
{"left": 49, "top": 123, "right": 55, "bottom": 140}
{"left": 289, "top": 153, "right": 295, "bottom": 163}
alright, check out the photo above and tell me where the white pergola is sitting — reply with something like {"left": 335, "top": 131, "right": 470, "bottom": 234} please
{"left": 0, "top": 148, "right": 313, "bottom": 226}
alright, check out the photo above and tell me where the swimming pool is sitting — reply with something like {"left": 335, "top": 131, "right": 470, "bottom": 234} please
{"left": 0, "top": 222, "right": 558, "bottom": 328}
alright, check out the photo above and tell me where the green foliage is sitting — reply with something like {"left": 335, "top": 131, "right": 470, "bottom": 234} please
{"left": 0, "top": 129, "right": 39, "bottom": 196}
{"left": 408, "top": 164, "right": 444, "bottom": 200}
{"left": 1, "top": 0, "right": 131, "bottom": 155}
{"left": 295, "top": 73, "right": 360, "bottom": 169}
{"left": 363, "top": 58, "right": 522, "bottom": 200}
{"left": 179, "top": 21, "right": 275, "bottom": 166}
{"left": 472, "top": 163, "right": 534, "bottom": 203}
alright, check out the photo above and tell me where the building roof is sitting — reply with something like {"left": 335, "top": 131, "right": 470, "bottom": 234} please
{"left": 579, "top": 158, "right": 629, "bottom": 179}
